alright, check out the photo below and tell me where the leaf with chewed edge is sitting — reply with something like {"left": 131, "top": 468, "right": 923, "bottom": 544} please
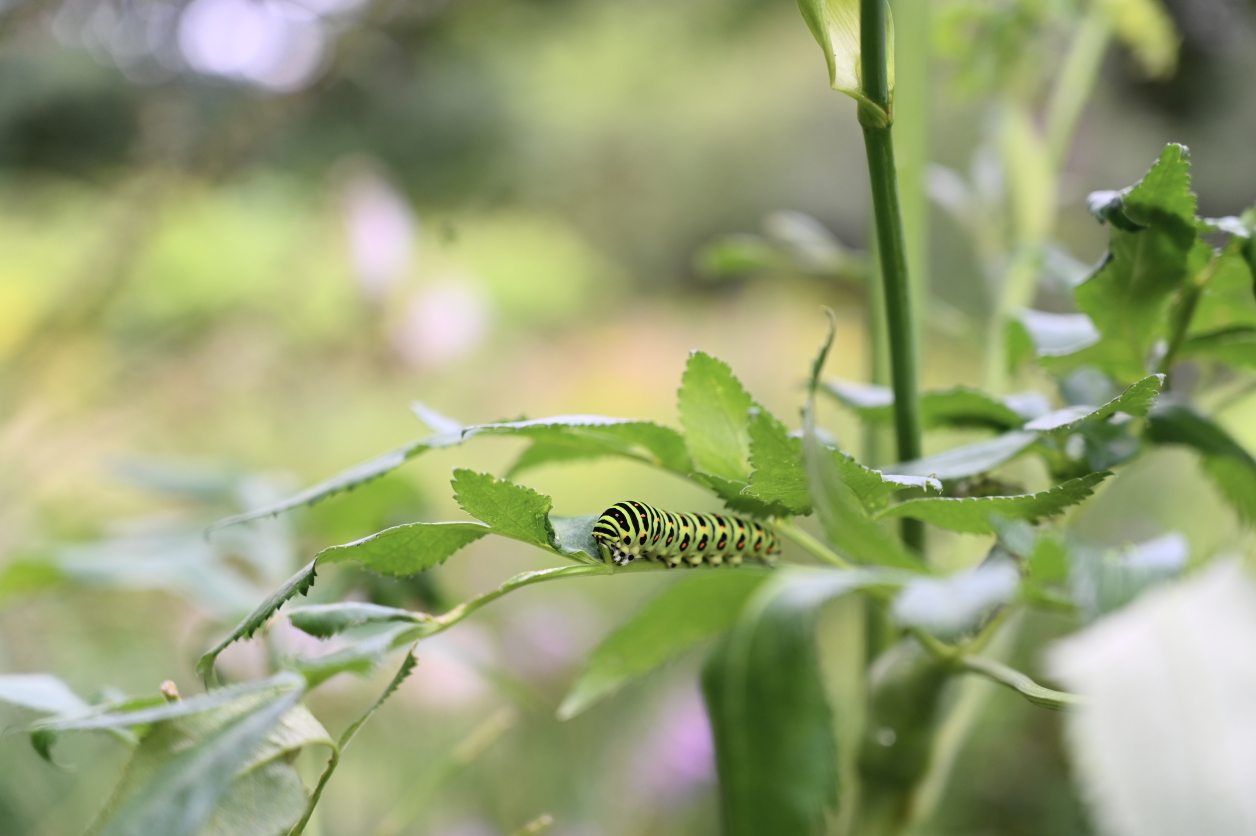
{"left": 316, "top": 522, "right": 490, "bottom": 577}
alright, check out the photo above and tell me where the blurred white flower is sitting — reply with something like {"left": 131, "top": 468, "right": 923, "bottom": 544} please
{"left": 391, "top": 280, "right": 491, "bottom": 369}
{"left": 178, "top": 0, "right": 326, "bottom": 92}
{"left": 1049, "top": 560, "right": 1256, "bottom": 836}
{"left": 341, "top": 171, "right": 417, "bottom": 300}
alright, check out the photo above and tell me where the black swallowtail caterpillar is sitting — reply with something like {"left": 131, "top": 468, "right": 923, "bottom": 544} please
{"left": 592, "top": 501, "right": 779, "bottom": 568}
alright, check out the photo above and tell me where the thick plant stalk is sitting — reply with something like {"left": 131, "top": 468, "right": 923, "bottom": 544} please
{"left": 859, "top": 0, "right": 924, "bottom": 552}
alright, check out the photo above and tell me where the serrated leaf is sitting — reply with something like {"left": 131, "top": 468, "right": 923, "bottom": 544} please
{"left": 1023, "top": 375, "right": 1164, "bottom": 433}
{"left": 883, "top": 431, "right": 1039, "bottom": 481}
{"left": 503, "top": 420, "right": 693, "bottom": 477}
{"left": 1065, "top": 145, "right": 1202, "bottom": 382}
{"left": 691, "top": 472, "right": 792, "bottom": 518}
{"left": 210, "top": 417, "right": 691, "bottom": 533}
{"left": 832, "top": 452, "right": 941, "bottom": 514}
{"left": 88, "top": 675, "right": 307, "bottom": 836}
{"left": 822, "top": 381, "right": 1041, "bottom": 430}
{"left": 879, "top": 472, "right": 1110, "bottom": 534}
{"left": 802, "top": 316, "right": 924, "bottom": 571}
{"left": 452, "top": 470, "right": 556, "bottom": 549}
{"left": 558, "top": 571, "right": 769, "bottom": 720}
{"left": 679, "top": 352, "right": 756, "bottom": 482}
{"left": 703, "top": 569, "right": 887, "bottom": 836}
{"left": 743, "top": 410, "right": 812, "bottom": 516}
{"left": 286, "top": 603, "right": 428, "bottom": 639}
{"left": 0, "top": 674, "right": 89, "bottom": 716}
{"left": 1145, "top": 404, "right": 1256, "bottom": 523}
{"left": 892, "top": 559, "right": 1020, "bottom": 638}
{"left": 316, "top": 521, "right": 490, "bottom": 577}
{"left": 198, "top": 561, "right": 318, "bottom": 683}
{"left": 796, "top": 0, "right": 894, "bottom": 123}
{"left": 1186, "top": 238, "right": 1256, "bottom": 336}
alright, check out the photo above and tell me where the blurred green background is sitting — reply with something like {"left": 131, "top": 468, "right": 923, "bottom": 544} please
{"left": 1, "top": 0, "right": 1254, "bottom": 833}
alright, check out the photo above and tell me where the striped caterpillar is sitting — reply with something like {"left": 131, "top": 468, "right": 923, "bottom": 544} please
{"left": 592, "top": 501, "right": 779, "bottom": 568}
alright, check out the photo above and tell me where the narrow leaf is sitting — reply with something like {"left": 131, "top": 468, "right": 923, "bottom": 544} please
{"left": 796, "top": 0, "right": 894, "bottom": 121}
{"left": 197, "top": 560, "right": 318, "bottom": 683}
{"left": 289, "top": 624, "right": 417, "bottom": 688}
{"left": 822, "top": 381, "right": 1041, "bottom": 430}
{"left": 879, "top": 472, "right": 1110, "bottom": 534}
{"left": 1023, "top": 375, "right": 1164, "bottom": 433}
{"left": 286, "top": 603, "right": 428, "bottom": 639}
{"left": 883, "top": 431, "right": 1039, "bottom": 481}
{"left": 1145, "top": 404, "right": 1256, "bottom": 523}
{"left": 703, "top": 569, "right": 884, "bottom": 836}
{"left": 558, "top": 571, "right": 769, "bottom": 720}
{"left": 0, "top": 674, "right": 89, "bottom": 716}
{"left": 892, "top": 560, "right": 1020, "bottom": 637}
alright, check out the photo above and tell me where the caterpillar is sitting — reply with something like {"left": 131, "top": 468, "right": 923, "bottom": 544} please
{"left": 592, "top": 501, "right": 779, "bottom": 568}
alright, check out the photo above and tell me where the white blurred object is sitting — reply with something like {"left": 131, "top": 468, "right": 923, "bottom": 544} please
{"left": 1048, "top": 560, "right": 1256, "bottom": 836}
{"left": 392, "top": 281, "right": 491, "bottom": 369}
{"left": 341, "top": 171, "right": 417, "bottom": 299}
{"left": 178, "top": 0, "right": 326, "bottom": 91}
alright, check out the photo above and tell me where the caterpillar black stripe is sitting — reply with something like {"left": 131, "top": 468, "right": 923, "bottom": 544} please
{"left": 592, "top": 502, "right": 779, "bottom": 568}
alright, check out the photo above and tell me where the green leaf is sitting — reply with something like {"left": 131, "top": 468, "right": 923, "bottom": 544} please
{"left": 88, "top": 674, "right": 310, "bottom": 836}
{"left": 208, "top": 436, "right": 459, "bottom": 532}
{"left": 679, "top": 352, "right": 756, "bottom": 482}
{"left": 695, "top": 234, "right": 792, "bottom": 277}
{"left": 831, "top": 452, "right": 941, "bottom": 514}
{"left": 1186, "top": 237, "right": 1256, "bottom": 336}
{"left": 209, "top": 417, "right": 691, "bottom": 533}
{"left": 883, "top": 431, "right": 1039, "bottom": 481}
{"left": 703, "top": 569, "right": 884, "bottom": 836}
{"left": 1099, "top": 0, "right": 1180, "bottom": 79}
{"left": 288, "top": 623, "right": 417, "bottom": 688}
{"left": 286, "top": 603, "right": 428, "bottom": 639}
{"left": 0, "top": 674, "right": 89, "bottom": 716}
{"left": 549, "top": 514, "right": 603, "bottom": 564}
{"left": 558, "top": 571, "right": 769, "bottom": 720}
{"left": 743, "top": 410, "right": 812, "bottom": 516}
{"left": 892, "top": 559, "right": 1020, "bottom": 637}
{"left": 451, "top": 470, "right": 556, "bottom": 549}
{"left": 796, "top": 0, "right": 894, "bottom": 123}
{"left": 879, "top": 472, "right": 1111, "bottom": 534}
{"left": 802, "top": 315, "right": 925, "bottom": 571}
{"left": 1181, "top": 327, "right": 1256, "bottom": 370}
{"left": 503, "top": 419, "right": 693, "bottom": 477}
{"left": 1145, "top": 404, "right": 1256, "bottom": 523}
{"left": 822, "top": 381, "right": 1043, "bottom": 430}
{"left": 197, "top": 561, "right": 318, "bottom": 683}
{"left": 1013, "top": 310, "right": 1102, "bottom": 362}
{"left": 1023, "top": 375, "right": 1164, "bottom": 433}
{"left": 1065, "top": 144, "right": 1202, "bottom": 382}
{"left": 1069, "top": 533, "right": 1187, "bottom": 622}
{"left": 316, "top": 521, "right": 490, "bottom": 577}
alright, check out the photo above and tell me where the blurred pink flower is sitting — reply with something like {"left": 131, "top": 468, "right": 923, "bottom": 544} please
{"left": 629, "top": 688, "right": 715, "bottom": 806}
{"left": 341, "top": 171, "right": 417, "bottom": 299}
{"left": 391, "top": 281, "right": 490, "bottom": 369}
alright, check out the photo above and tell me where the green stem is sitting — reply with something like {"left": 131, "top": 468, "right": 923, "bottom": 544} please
{"left": 775, "top": 520, "right": 853, "bottom": 569}
{"left": 1044, "top": 6, "right": 1113, "bottom": 170}
{"left": 860, "top": 0, "right": 924, "bottom": 553}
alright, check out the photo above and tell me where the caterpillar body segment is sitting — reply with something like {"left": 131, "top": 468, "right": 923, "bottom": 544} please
{"left": 591, "top": 501, "right": 779, "bottom": 569}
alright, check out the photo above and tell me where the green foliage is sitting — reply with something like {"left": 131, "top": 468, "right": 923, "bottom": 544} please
{"left": 886, "top": 431, "right": 1039, "bottom": 480}
{"left": 558, "top": 571, "right": 769, "bottom": 720}
{"left": 1145, "top": 405, "right": 1256, "bottom": 522}
{"left": 197, "top": 561, "right": 318, "bottom": 683}
{"left": 703, "top": 570, "right": 878, "bottom": 836}
{"left": 744, "top": 409, "right": 813, "bottom": 516}
{"left": 679, "top": 351, "right": 756, "bottom": 483}
{"left": 86, "top": 676, "right": 318, "bottom": 836}
{"left": 452, "top": 469, "right": 556, "bottom": 549}
{"left": 286, "top": 602, "right": 428, "bottom": 639}
{"left": 0, "top": 673, "right": 90, "bottom": 716}
{"left": 1023, "top": 375, "right": 1163, "bottom": 433}
{"left": 822, "top": 381, "right": 1041, "bottom": 430}
{"left": 316, "top": 522, "right": 489, "bottom": 577}
{"left": 878, "top": 472, "right": 1109, "bottom": 534}
{"left": 289, "top": 624, "right": 418, "bottom": 688}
